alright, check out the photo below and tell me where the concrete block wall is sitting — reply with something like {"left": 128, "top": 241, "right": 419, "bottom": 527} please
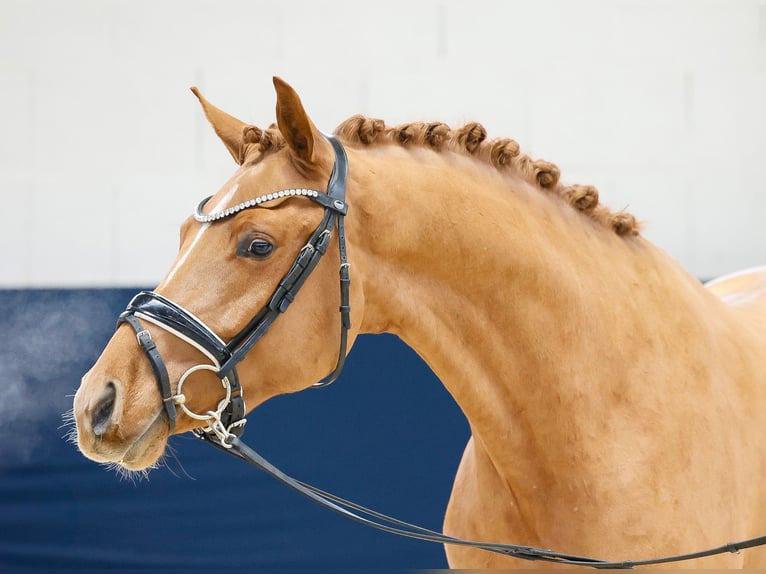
{"left": 1, "top": 0, "right": 764, "bottom": 286}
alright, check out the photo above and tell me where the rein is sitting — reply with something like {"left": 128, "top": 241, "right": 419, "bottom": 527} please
{"left": 219, "top": 437, "right": 766, "bottom": 569}
{"left": 118, "top": 135, "right": 766, "bottom": 568}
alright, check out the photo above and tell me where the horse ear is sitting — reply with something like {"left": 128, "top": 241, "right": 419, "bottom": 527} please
{"left": 190, "top": 87, "right": 248, "bottom": 165}
{"left": 273, "top": 77, "right": 329, "bottom": 168}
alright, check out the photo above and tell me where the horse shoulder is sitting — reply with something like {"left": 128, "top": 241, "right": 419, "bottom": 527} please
{"left": 443, "top": 436, "right": 524, "bottom": 568}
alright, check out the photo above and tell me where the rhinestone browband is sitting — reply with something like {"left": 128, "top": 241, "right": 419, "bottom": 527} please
{"left": 194, "top": 188, "right": 323, "bottom": 223}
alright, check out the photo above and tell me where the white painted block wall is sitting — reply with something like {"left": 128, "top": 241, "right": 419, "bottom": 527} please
{"left": 1, "top": 0, "right": 764, "bottom": 286}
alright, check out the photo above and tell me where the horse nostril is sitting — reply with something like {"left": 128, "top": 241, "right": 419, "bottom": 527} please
{"left": 91, "top": 382, "right": 116, "bottom": 436}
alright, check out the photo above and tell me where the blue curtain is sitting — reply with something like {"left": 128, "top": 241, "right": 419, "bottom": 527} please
{"left": 0, "top": 289, "right": 468, "bottom": 569}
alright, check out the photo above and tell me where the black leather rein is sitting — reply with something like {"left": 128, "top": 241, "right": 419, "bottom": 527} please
{"left": 219, "top": 437, "right": 766, "bottom": 569}
{"left": 116, "top": 134, "right": 766, "bottom": 568}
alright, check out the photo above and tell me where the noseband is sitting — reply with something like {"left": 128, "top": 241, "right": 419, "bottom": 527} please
{"left": 117, "top": 135, "right": 351, "bottom": 446}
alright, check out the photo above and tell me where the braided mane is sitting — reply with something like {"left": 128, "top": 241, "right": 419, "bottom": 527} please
{"left": 243, "top": 116, "right": 640, "bottom": 237}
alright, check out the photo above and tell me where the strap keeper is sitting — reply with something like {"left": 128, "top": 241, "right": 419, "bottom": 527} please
{"left": 278, "top": 291, "right": 295, "bottom": 313}
{"left": 339, "top": 305, "right": 351, "bottom": 329}
{"left": 316, "top": 229, "right": 333, "bottom": 254}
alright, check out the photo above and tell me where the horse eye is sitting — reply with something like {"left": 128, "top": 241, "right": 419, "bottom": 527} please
{"left": 247, "top": 239, "right": 274, "bottom": 258}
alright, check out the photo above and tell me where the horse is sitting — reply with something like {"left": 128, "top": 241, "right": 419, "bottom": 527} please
{"left": 73, "top": 77, "right": 766, "bottom": 568}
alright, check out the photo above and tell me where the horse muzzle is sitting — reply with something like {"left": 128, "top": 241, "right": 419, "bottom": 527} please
{"left": 73, "top": 372, "right": 170, "bottom": 469}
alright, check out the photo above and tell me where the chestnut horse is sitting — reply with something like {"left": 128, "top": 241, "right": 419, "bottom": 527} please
{"left": 73, "top": 77, "right": 766, "bottom": 568}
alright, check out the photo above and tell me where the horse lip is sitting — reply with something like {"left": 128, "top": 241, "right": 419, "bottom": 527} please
{"left": 118, "top": 410, "right": 169, "bottom": 469}
{"left": 78, "top": 409, "right": 165, "bottom": 466}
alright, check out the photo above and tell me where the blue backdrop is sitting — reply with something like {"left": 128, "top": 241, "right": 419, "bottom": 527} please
{"left": 0, "top": 288, "right": 469, "bottom": 569}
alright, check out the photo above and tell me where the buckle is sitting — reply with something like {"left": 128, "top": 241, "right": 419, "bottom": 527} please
{"left": 135, "top": 329, "right": 156, "bottom": 351}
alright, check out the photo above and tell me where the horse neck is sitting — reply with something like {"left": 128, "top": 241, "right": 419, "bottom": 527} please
{"left": 346, "top": 145, "right": 720, "bottom": 481}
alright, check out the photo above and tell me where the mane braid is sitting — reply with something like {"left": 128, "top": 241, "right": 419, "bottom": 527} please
{"left": 333, "top": 115, "right": 640, "bottom": 237}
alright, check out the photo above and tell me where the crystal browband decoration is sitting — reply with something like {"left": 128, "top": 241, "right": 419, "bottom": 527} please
{"left": 194, "top": 188, "right": 322, "bottom": 223}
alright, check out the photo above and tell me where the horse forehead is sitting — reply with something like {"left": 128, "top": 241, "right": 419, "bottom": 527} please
{"left": 235, "top": 156, "right": 293, "bottom": 187}
{"left": 203, "top": 159, "right": 266, "bottom": 200}
{"left": 158, "top": 180, "right": 244, "bottom": 289}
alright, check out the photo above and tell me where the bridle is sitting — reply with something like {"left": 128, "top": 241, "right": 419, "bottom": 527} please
{"left": 115, "top": 134, "right": 766, "bottom": 568}
{"left": 117, "top": 134, "right": 351, "bottom": 445}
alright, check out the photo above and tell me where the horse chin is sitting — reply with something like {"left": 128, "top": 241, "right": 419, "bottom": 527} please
{"left": 116, "top": 413, "right": 170, "bottom": 471}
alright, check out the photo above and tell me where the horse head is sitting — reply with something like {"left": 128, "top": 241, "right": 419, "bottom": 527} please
{"left": 73, "top": 78, "right": 362, "bottom": 471}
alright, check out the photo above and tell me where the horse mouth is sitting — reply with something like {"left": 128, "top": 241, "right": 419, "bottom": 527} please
{"left": 78, "top": 410, "right": 170, "bottom": 472}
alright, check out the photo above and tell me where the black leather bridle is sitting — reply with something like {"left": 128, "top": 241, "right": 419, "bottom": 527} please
{"left": 115, "top": 134, "right": 766, "bottom": 568}
{"left": 117, "top": 134, "right": 351, "bottom": 444}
